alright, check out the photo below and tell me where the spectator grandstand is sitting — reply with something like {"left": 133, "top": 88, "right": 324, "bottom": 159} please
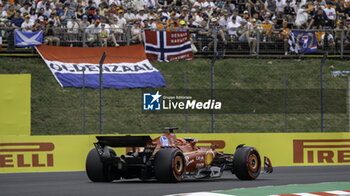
{"left": 0, "top": 0, "right": 349, "bottom": 56}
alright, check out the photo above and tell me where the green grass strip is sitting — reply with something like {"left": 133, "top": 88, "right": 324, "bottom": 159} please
{"left": 214, "top": 182, "right": 350, "bottom": 196}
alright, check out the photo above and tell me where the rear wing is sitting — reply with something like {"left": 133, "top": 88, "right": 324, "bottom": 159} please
{"left": 96, "top": 136, "right": 152, "bottom": 147}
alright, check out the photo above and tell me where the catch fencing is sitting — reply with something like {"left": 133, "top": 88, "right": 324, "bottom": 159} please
{"left": 1, "top": 27, "right": 350, "bottom": 57}
{"left": 28, "top": 54, "right": 350, "bottom": 135}
{"left": 1, "top": 27, "right": 349, "bottom": 134}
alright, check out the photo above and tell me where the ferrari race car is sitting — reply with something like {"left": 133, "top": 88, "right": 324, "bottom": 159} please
{"left": 86, "top": 128, "right": 273, "bottom": 182}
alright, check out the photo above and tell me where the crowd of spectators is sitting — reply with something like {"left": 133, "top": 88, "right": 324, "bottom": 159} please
{"left": 0, "top": 0, "right": 349, "bottom": 54}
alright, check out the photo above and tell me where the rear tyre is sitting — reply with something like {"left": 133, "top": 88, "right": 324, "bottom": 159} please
{"left": 233, "top": 147, "right": 261, "bottom": 180}
{"left": 86, "top": 148, "right": 116, "bottom": 182}
{"left": 154, "top": 148, "right": 185, "bottom": 183}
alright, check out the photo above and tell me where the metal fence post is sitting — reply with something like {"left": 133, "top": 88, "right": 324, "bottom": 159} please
{"left": 7, "top": 28, "right": 15, "bottom": 51}
{"left": 184, "top": 71, "right": 188, "bottom": 133}
{"left": 283, "top": 72, "right": 288, "bottom": 132}
{"left": 82, "top": 28, "right": 87, "bottom": 47}
{"left": 213, "top": 27, "right": 218, "bottom": 54}
{"left": 82, "top": 69, "right": 86, "bottom": 133}
{"left": 347, "top": 76, "right": 350, "bottom": 132}
{"left": 341, "top": 30, "right": 344, "bottom": 59}
{"left": 211, "top": 28, "right": 218, "bottom": 133}
{"left": 256, "top": 29, "right": 260, "bottom": 56}
{"left": 99, "top": 52, "right": 107, "bottom": 134}
{"left": 320, "top": 51, "right": 327, "bottom": 132}
{"left": 126, "top": 25, "right": 131, "bottom": 46}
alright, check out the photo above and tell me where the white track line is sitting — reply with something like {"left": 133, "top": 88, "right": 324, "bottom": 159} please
{"left": 325, "top": 191, "right": 350, "bottom": 195}
{"left": 271, "top": 190, "right": 350, "bottom": 196}
{"left": 164, "top": 192, "right": 233, "bottom": 196}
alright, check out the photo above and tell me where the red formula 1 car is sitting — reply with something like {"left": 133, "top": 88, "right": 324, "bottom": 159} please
{"left": 86, "top": 128, "right": 273, "bottom": 182}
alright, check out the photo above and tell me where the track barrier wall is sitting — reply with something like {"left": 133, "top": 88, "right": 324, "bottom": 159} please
{"left": 1, "top": 133, "right": 350, "bottom": 173}
{"left": 0, "top": 74, "right": 30, "bottom": 136}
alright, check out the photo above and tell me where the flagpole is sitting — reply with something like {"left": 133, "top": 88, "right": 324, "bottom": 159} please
{"left": 99, "top": 52, "right": 107, "bottom": 134}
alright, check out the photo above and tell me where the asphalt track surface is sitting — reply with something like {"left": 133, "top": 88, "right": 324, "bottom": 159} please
{"left": 1, "top": 166, "right": 350, "bottom": 196}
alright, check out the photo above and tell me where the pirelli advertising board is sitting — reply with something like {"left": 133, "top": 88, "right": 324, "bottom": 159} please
{"left": 1, "top": 133, "right": 350, "bottom": 173}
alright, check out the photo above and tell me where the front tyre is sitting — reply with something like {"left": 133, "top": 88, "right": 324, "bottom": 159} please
{"left": 154, "top": 148, "right": 185, "bottom": 182}
{"left": 233, "top": 147, "right": 261, "bottom": 180}
{"left": 86, "top": 148, "right": 115, "bottom": 182}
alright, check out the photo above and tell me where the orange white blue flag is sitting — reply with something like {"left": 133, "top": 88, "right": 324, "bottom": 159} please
{"left": 36, "top": 45, "right": 166, "bottom": 89}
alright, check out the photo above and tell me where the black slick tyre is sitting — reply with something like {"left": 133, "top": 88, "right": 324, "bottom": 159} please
{"left": 86, "top": 148, "right": 115, "bottom": 182}
{"left": 233, "top": 146, "right": 261, "bottom": 180}
{"left": 154, "top": 148, "right": 185, "bottom": 183}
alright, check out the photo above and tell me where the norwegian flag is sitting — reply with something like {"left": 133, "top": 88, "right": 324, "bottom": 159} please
{"left": 144, "top": 30, "right": 194, "bottom": 62}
